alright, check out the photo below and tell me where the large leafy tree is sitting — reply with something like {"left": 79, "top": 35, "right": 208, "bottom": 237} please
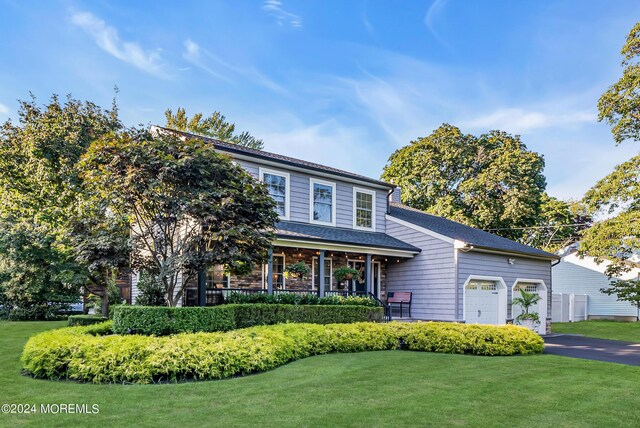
{"left": 80, "top": 129, "right": 279, "bottom": 306}
{"left": 382, "top": 124, "right": 546, "bottom": 242}
{"left": 525, "top": 195, "right": 592, "bottom": 252}
{"left": 581, "top": 22, "right": 640, "bottom": 277}
{"left": 165, "top": 108, "right": 264, "bottom": 150}
{"left": 0, "top": 95, "right": 126, "bottom": 317}
{"left": 598, "top": 22, "right": 640, "bottom": 145}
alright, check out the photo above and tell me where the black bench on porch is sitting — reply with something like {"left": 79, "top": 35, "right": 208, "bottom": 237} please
{"left": 387, "top": 291, "right": 412, "bottom": 318}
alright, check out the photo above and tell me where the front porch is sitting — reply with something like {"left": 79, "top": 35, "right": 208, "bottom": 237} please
{"left": 184, "top": 246, "right": 410, "bottom": 303}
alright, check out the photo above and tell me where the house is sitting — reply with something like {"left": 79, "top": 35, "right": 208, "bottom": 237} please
{"left": 131, "top": 126, "right": 558, "bottom": 334}
{"left": 552, "top": 244, "right": 639, "bottom": 321}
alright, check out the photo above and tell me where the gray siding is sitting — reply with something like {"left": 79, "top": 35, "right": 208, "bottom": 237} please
{"left": 234, "top": 158, "right": 386, "bottom": 232}
{"left": 553, "top": 261, "right": 637, "bottom": 317}
{"left": 457, "top": 251, "right": 552, "bottom": 319}
{"left": 385, "top": 220, "right": 457, "bottom": 320}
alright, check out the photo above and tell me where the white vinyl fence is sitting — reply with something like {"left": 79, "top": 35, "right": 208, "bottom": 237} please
{"left": 552, "top": 293, "right": 588, "bottom": 322}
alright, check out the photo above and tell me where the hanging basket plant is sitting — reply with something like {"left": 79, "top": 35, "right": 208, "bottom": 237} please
{"left": 284, "top": 261, "right": 310, "bottom": 280}
{"left": 334, "top": 266, "right": 360, "bottom": 283}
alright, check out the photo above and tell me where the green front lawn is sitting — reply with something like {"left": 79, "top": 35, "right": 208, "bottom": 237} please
{"left": 552, "top": 320, "right": 640, "bottom": 342}
{"left": 2, "top": 322, "right": 640, "bottom": 427}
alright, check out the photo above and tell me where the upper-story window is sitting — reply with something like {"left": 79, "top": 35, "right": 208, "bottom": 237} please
{"left": 310, "top": 178, "right": 336, "bottom": 226}
{"left": 353, "top": 187, "right": 376, "bottom": 231}
{"left": 259, "top": 168, "right": 290, "bottom": 220}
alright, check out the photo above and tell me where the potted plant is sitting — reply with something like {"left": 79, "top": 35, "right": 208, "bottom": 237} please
{"left": 333, "top": 266, "right": 360, "bottom": 289}
{"left": 512, "top": 289, "right": 542, "bottom": 331}
{"left": 284, "top": 261, "right": 310, "bottom": 284}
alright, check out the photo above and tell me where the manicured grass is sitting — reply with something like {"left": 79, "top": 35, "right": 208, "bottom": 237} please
{"left": 2, "top": 322, "right": 640, "bottom": 427}
{"left": 552, "top": 320, "right": 640, "bottom": 342}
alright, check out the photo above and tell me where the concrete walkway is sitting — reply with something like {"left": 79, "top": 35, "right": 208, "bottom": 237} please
{"left": 543, "top": 334, "right": 640, "bottom": 366}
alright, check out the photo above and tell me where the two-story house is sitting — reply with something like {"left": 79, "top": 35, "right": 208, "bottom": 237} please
{"left": 131, "top": 126, "right": 558, "bottom": 334}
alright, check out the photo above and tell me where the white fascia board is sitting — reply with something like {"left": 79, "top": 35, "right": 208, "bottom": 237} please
{"left": 272, "top": 238, "right": 418, "bottom": 258}
{"left": 222, "top": 152, "right": 393, "bottom": 190}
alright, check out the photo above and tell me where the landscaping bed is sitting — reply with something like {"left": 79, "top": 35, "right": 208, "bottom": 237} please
{"left": 21, "top": 321, "right": 543, "bottom": 384}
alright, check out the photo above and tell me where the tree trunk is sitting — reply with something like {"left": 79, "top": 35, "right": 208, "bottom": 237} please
{"left": 82, "top": 287, "right": 89, "bottom": 315}
{"left": 101, "top": 292, "right": 109, "bottom": 318}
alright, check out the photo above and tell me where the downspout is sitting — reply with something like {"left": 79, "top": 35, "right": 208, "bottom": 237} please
{"left": 386, "top": 188, "right": 394, "bottom": 215}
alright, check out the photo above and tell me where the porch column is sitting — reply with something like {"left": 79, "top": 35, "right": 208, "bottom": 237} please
{"left": 318, "top": 250, "right": 325, "bottom": 298}
{"left": 365, "top": 254, "right": 372, "bottom": 295}
{"left": 197, "top": 269, "right": 206, "bottom": 306}
{"left": 267, "top": 247, "right": 274, "bottom": 294}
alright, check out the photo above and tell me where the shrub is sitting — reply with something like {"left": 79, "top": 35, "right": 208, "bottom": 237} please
{"left": 111, "top": 305, "right": 236, "bottom": 335}
{"left": 67, "top": 315, "right": 108, "bottom": 327}
{"left": 135, "top": 273, "right": 166, "bottom": 306}
{"left": 111, "top": 304, "right": 383, "bottom": 335}
{"left": 21, "top": 322, "right": 544, "bottom": 384}
{"left": 224, "top": 292, "right": 378, "bottom": 307}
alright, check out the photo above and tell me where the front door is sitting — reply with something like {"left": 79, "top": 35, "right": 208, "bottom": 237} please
{"left": 348, "top": 260, "right": 380, "bottom": 296}
{"left": 349, "top": 260, "right": 366, "bottom": 293}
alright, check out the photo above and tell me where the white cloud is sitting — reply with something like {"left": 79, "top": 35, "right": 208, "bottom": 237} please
{"left": 70, "top": 11, "right": 167, "bottom": 77}
{"left": 245, "top": 112, "right": 387, "bottom": 180}
{"left": 424, "top": 0, "right": 452, "bottom": 49}
{"left": 0, "top": 103, "right": 9, "bottom": 115}
{"left": 182, "top": 38, "right": 287, "bottom": 94}
{"left": 463, "top": 108, "right": 596, "bottom": 134}
{"left": 262, "top": 0, "right": 303, "bottom": 28}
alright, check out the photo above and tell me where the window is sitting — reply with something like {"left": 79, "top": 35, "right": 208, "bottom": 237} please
{"left": 266, "top": 254, "right": 285, "bottom": 290}
{"left": 353, "top": 187, "right": 375, "bottom": 230}
{"left": 310, "top": 178, "right": 336, "bottom": 225}
{"left": 259, "top": 168, "right": 290, "bottom": 220}
{"left": 467, "top": 280, "right": 497, "bottom": 291}
{"left": 312, "top": 257, "right": 332, "bottom": 291}
{"left": 206, "top": 266, "right": 230, "bottom": 288}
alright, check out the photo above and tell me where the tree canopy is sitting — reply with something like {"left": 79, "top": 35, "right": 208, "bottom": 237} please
{"left": 80, "top": 129, "right": 279, "bottom": 306}
{"left": 598, "top": 22, "right": 640, "bottom": 145}
{"left": 0, "top": 94, "right": 126, "bottom": 318}
{"left": 581, "top": 22, "right": 640, "bottom": 277}
{"left": 381, "top": 124, "right": 546, "bottom": 242}
{"left": 165, "top": 108, "right": 264, "bottom": 149}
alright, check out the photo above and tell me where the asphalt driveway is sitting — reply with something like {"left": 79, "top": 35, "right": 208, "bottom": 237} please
{"left": 544, "top": 334, "right": 640, "bottom": 366}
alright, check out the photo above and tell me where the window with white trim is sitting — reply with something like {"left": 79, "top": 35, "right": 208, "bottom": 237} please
{"left": 312, "top": 257, "right": 332, "bottom": 291}
{"left": 259, "top": 168, "right": 289, "bottom": 220}
{"left": 353, "top": 188, "right": 375, "bottom": 230}
{"left": 266, "top": 255, "right": 285, "bottom": 290}
{"left": 310, "top": 179, "right": 336, "bottom": 225}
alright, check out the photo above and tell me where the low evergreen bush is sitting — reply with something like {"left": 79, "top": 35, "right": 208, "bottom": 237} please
{"left": 67, "top": 315, "right": 108, "bottom": 327}
{"left": 111, "top": 304, "right": 383, "bottom": 335}
{"left": 21, "top": 321, "right": 544, "bottom": 384}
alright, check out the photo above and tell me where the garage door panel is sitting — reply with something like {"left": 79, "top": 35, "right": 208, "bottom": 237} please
{"left": 465, "top": 281, "right": 500, "bottom": 324}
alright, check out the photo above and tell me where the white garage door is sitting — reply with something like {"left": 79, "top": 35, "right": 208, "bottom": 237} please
{"left": 465, "top": 280, "right": 499, "bottom": 324}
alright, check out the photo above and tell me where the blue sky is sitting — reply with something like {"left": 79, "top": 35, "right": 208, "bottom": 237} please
{"left": 1, "top": 0, "right": 639, "bottom": 200}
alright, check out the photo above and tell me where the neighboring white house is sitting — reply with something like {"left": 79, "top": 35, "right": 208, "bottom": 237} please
{"left": 552, "top": 246, "right": 640, "bottom": 321}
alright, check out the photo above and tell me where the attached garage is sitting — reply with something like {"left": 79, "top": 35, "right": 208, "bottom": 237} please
{"left": 463, "top": 277, "right": 507, "bottom": 325}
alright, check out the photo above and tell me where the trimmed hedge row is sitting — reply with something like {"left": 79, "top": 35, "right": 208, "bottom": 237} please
{"left": 224, "top": 293, "right": 379, "bottom": 307}
{"left": 111, "top": 304, "right": 384, "bottom": 335}
{"left": 21, "top": 321, "right": 544, "bottom": 384}
{"left": 67, "top": 315, "right": 108, "bottom": 327}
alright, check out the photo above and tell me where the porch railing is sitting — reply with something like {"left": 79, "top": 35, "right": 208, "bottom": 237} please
{"left": 186, "top": 288, "right": 391, "bottom": 322}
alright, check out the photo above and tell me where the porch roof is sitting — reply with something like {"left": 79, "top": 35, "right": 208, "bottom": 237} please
{"left": 274, "top": 221, "right": 421, "bottom": 255}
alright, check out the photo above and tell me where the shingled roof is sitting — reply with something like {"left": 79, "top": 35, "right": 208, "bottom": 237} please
{"left": 389, "top": 203, "right": 558, "bottom": 259}
{"left": 275, "top": 221, "right": 420, "bottom": 254}
{"left": 152, "top": 126, "right": 394, "bottom": 189}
